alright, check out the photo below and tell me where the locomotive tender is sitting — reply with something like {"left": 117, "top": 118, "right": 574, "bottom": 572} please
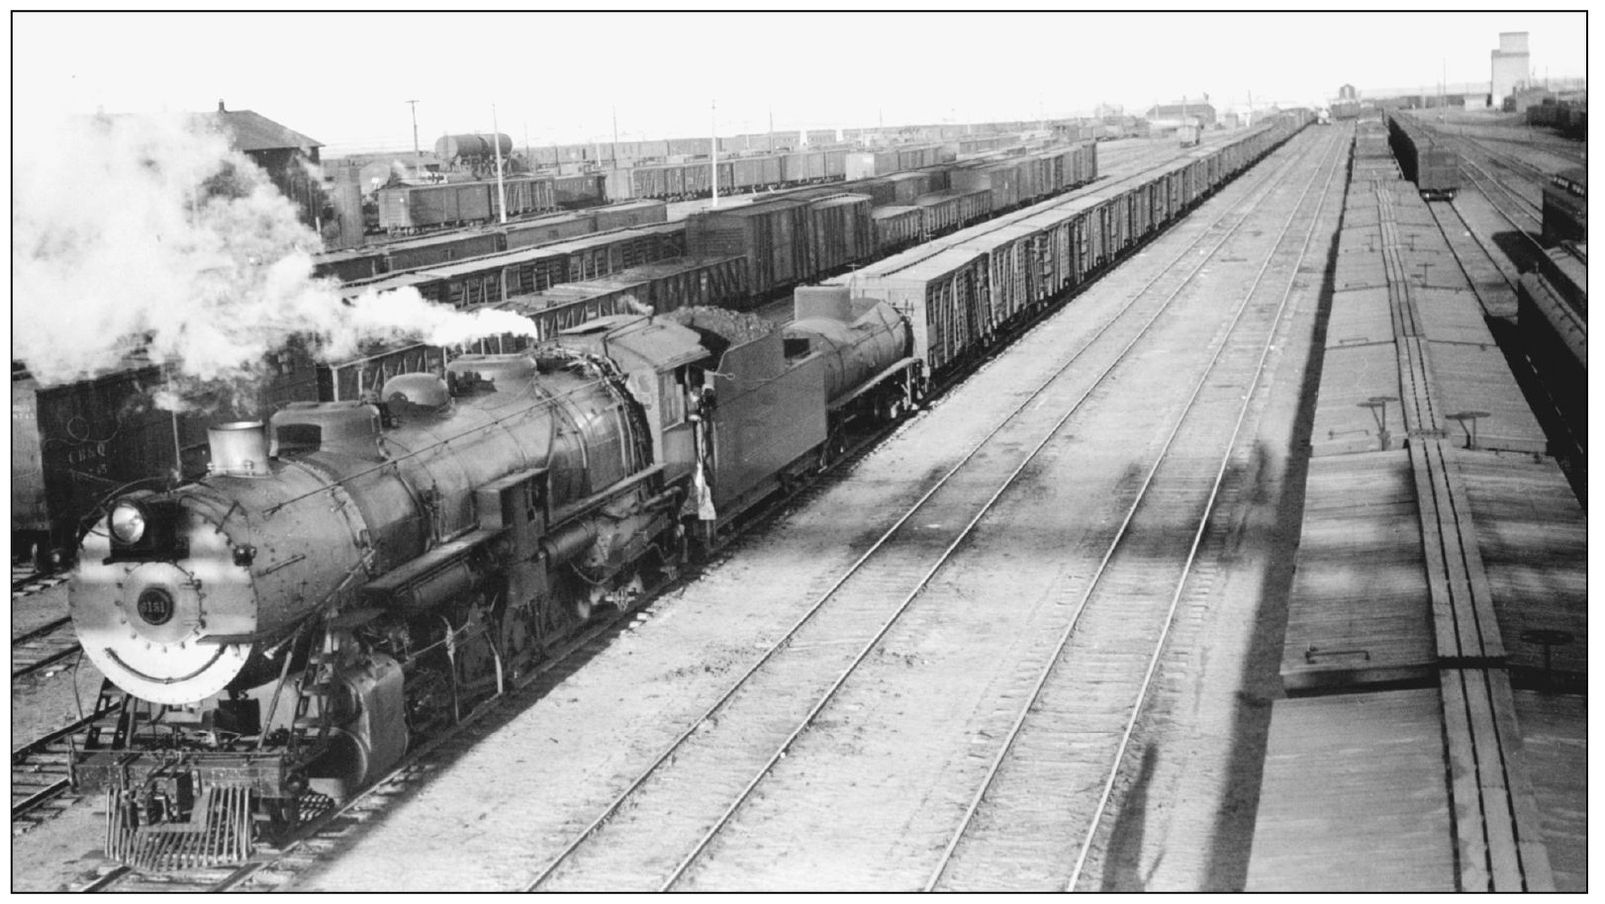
{"left": 68, "top": 288, "right": 920, "bottom": 870}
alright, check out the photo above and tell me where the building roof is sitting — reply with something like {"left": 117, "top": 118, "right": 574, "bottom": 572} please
{"left": 201, "top": 105, "right": 322, "bottom": 153}
{"left": 1146, "top": 103, "right": 1216, "bottom": 120}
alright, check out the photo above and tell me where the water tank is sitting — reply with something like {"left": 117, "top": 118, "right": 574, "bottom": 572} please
{"left": 435, "top": 133, "right": 514, "bottom": 160}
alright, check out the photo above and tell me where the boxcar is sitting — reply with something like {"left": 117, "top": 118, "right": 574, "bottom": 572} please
{"left": 871, "top": 205, "right": 925, "bottom": 255}
{"left": 685, "top": 199, "right": 814, "bottom": 299}
{"left": 378, "top": 182, "right": 493, "bottom": 232}
{"left": 471, "top": 255, "right": 751, "bottom": 347}
{"left": 592, "top": 198, "right": 670, "bottom": 232}
{"left": 1387, "top": 114, "right": 1459, "bottom": 200}
{"left": 886, "top": 172, "right": 933, "bottom": 204}
{"left": 807, "top": 194, "right": 875, "bottom": 275}
{"left": 384, "top": 228, "right": 505, "bottom": 272}
{"left": 552, "top": 173, "right": 607, "bottom": 208}
{"left": 914, "top": 188, "right": 993, "bottom": 238}
{"left": 839, "top": 247, "right": 991, "bottom": 375}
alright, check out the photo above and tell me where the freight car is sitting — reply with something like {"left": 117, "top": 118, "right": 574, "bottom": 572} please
{"left": 685, "top": 142, "right": 1098, "bottom": 304}
{"left": 1542, "top": 166, "right": 1587, "bottom": 245}
{"left": 374, "top": 173, "right": 608, "bottom": 235}
{"left": 1516, "top": 249, "right": 1586, "bottom": 438}
{"left": 341, "top": 221, "right": 689, "bottom": 308}
{"left": 1386, "top": 113, "right": 1459, "bottom": 200}
{"left": 603, "top": 147, "right": 849, "bottom": 203}
{"left": 66, "top": 288, "right": 920, "bottom": 870}
{"left": 312, "top": 201, "right": 669, "bottom": 282}
{"left": 463, "top": 256, "right": 752, "bottom": 350}
{"left": 835, "top": 112, "right": 1311, "bottom": 381}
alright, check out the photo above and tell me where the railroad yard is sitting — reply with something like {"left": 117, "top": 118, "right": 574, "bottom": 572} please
{"left": 10, "top": 16, "right": 1588, "bottom": 892}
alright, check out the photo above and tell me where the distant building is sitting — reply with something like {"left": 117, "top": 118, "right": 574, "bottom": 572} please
{"left": 1337, "top": 84, "right": 1358, "bottom": 101}
{"left": 1145, "top": 101, "right": 1216, "bottom": 127}
{"left": 1491, "top": 31, "right": 1531, "bottom": 108}
{"left": 203, "top": 101, "right": 325, "bottom": 228}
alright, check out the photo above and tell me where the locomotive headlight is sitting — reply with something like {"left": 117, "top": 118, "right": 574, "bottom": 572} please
{"left": 110, "top": 501, "right": 147, "bottom": 545}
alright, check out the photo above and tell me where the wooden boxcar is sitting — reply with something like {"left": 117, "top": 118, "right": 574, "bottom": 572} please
{"left": 807, "top": 194, "right": 875, "bottom": 275}
{"left": 871, "top": 205, "right": 925, "bottom": 255}
{"left": 378, "top": 182, "right": 493, "bottom": 232}
{"left": 914, "top": 188, "right": 993, "bottom": 238}
{"left": 685, "top": 199, "right": 814, "bottom": 301}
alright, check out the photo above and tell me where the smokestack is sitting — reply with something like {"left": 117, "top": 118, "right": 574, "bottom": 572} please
{"left": 218, "top": 99, "right": 226, "bottom": 113}
{"left": 208, "top": 422, "right": 270, "bottom": 477}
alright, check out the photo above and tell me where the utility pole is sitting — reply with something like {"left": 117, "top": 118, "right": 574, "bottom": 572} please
{"left": 406, "top": 99, "right": 421, "bottom": 176}
{"left": 711, "top": 99, "right": 719, "bottom": 209}
{"left": 612, "top": 105, "right": 620, "bottom": 166}
{"left": 768, "top": 105, "right": 774, "bottom": 153}
{"left": 492, "top": 104, "right": 507, "bottom": 224}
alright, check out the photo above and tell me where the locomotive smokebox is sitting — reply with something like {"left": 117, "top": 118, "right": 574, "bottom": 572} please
{"left": 208, "top": 422, "right": 271, "bottom": 478}
{"left": 794, "top": 285, "right": 853, "bottom": 322}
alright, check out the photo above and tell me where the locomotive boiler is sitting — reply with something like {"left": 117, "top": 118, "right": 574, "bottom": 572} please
{"left": 67, "top": 297, "right": 920, "bottom": 871}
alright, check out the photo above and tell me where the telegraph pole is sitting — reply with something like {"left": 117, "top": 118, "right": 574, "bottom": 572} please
{"left": 406, "top": 99, "right": 421, "bottom": 176}
{"left": 492, "top": 104, "right": 507, "bottom": 224}
{"left": 711, "top": 99, "right": 719, "bottom": 208}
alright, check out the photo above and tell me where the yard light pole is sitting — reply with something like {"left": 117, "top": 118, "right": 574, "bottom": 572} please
{"left": 407, "top": 99, "right": 421, "bottom": 174}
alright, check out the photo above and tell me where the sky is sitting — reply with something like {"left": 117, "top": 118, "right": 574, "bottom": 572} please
{"left": 10, "top": 9, "right": 1591, "bottom": 156}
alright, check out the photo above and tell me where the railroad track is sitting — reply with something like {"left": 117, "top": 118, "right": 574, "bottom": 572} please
{"left": 12, "top": 617, "right": 82, "bottom": 681}
{"left": 12, "top": 564, "right": 69, "bottom": 598}
{"left": 12, "top": 702, "right": 122, "bottom": 831}
{"left": 68, "top": 591, "right": 667, "bottom": 892}
{"left": 512, "top": 129, "right": 1340, "bottom": 892}
{"left": 924, "top": 123, "right": 1346, "bottom": 892}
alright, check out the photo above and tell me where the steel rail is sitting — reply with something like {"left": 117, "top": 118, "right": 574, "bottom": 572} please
{"left": 666, "top": 131, "right": 1341, "bottom": 893}
{"left": 522, "top": 125, "right": 1323, "bottom": 893}
{"left": 919, "top": 123, "right": 1346, "bottom": 891}
{"left": 1061, "top": 125, "right": 1347, "bottom": 892}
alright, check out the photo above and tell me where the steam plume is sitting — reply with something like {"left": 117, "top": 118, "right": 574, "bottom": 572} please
{"left": 12, "top": 111, "right": 535, "bottom": 409}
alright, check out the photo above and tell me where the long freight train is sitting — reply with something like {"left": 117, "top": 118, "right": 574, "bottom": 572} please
{"left": 62, "top": 110, "right": 1310, "bottom": 871}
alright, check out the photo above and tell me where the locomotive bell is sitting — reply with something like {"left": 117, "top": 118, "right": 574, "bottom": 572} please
{"left": 208, "top": 422, "right": 270, "bottom": 478}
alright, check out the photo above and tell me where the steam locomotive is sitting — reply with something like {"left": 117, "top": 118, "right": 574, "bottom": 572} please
{"left": 68, "top": 288, "right": 920, "bottom": 870}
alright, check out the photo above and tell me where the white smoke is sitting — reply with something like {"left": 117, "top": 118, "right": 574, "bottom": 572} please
{"left": 12, "top": 111, "right": 536, "bottom": 409}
